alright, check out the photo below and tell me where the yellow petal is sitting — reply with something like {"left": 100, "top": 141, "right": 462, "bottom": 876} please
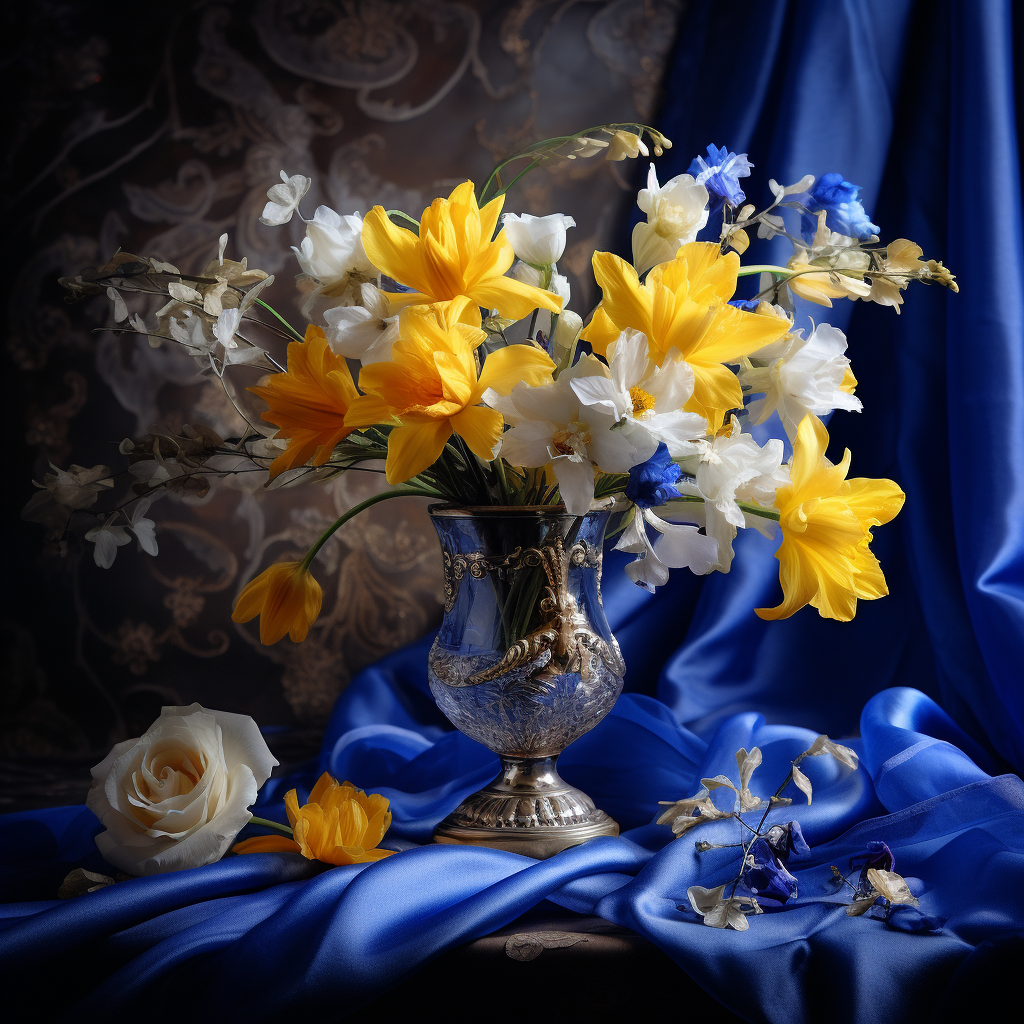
{"left": 385, "top": 419, "right": 453, "bottom": 484}
{"left": 284, "top": 788, "right": 301, "bottom": 830}
{"left": 842, "top": 477, "right": 905, "bottom": 528}
{"left": 476, "top": 344, "right": 554, "bottom": 396}
{"left": 450, "top": 405, "right": 503, "bottom": 462}
{"left": 580, "top": 304, "right": 621, "bottom": 357}
{"left": 361, "top": 206, "right": 425, "bottom": 290}
{"left": 470, "top": 274, "right": 562, "bottom": 320}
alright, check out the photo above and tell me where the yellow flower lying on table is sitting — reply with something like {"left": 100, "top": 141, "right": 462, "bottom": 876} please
{"left": 249, "top": 324, "right": 358, "bottom": 481}
{"left": 757, "top": 414, "right": 905, "bottom": 622}
{"left": 234, "top": 773, "right": 395, "bottom": 866}
{"left": 360, "top": 180, "right": 563, "bottom": 326}
{"left": 345, "top": 295, "right": 555, "bottom": 483}
{"left": 232, "top": 561, "right": 323, "bottom": 645}
{"left": 581, "top": 241, "right": 789, "bottom": 430}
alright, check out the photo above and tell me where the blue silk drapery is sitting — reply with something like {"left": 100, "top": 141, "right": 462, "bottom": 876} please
{"left": 2, "top": 2, "right": 1023, "bottom": 1021}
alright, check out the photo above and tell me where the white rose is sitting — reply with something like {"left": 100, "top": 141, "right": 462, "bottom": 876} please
{"left": 86, "top": 704, "right": 278, "bottom": 876}
{"left": 500, "top": 212, "right": 575, "bottom": 267}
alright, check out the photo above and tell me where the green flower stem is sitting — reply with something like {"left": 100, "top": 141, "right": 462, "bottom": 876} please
{"left": 735, "top": 265, "right": 795, "bottom": 278}
{"left": 298, "top": 487, "right": 441, "bottom": 572}
{"left": 493, "top": 457, "right": 512, "bottom": 504}
{"left": 665, "top": 494, "right": 781, "bottom": 522}
{"left": 253, "top": 298, "right": 306, "bottom": 343}
{"left": 248, "top": 815, "right": 294, "bottom": 835}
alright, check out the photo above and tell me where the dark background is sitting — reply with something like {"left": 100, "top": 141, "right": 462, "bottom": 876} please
{"left": 1, "top": 0, "right": 686, "bottom": 807}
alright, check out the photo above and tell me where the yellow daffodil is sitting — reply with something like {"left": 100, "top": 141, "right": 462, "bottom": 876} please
{"left": 582, "top": 242, "right": 789, "bottom": 430}
{"left": 345, "top": 296, "right": 555, "bottom": 484}
{"left": 233, "top": 773, "right": 395, "bottom": 866}
{"left": 249, "top": 325, "right": 358, "bottom": 480}
{"left": 756, "top": 415, "right": 905, "bottom": 621}
{"left": 232, "top": 561, "right": 323, "bottom": 644}
{"left": 360, "top": 181, "right": 563, "bottom": 326}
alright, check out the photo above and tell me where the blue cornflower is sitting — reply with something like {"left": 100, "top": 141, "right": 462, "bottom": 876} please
{"left": 687, "top": 144, "right": 753, "bottom": 208}
{"left": 624, "top": 443, "right": 681, "bottom": 509}
{"left": 743, "top": 837, "right": 799, "bottom": 904}
{"left": 799, "top": 173, "right": 880, "bottom": 240}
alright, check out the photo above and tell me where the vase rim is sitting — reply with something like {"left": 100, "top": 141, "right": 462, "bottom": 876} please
{"left": 428, "top": 496, "right": 626, "bottom": 518}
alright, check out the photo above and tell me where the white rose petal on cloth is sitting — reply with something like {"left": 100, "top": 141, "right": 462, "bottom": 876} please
{"left": 260, "top": 170, "right": 311, "bottom": 226}
{"left": 631, "top": 164, "right": 710, "bottom": 274}
{"left": 86, "top": 704, "right": 279, "bottom": 875}
{"left": 501, "top": 212, "right": 575, "bottom": 267}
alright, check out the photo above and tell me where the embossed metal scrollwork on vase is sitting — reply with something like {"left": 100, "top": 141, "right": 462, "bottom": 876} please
{"left": 428, "top": 504, "right": 625, "bottom": 858}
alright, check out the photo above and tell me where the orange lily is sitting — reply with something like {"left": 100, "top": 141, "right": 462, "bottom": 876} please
{"left": 233, "top": 773, "right": 394, "bottom": 866}
{"left": 232, "top": 561, "right": 323, "bottom": 644}
{"left": 249, "top": 325, "right": 358, "bottom": 480}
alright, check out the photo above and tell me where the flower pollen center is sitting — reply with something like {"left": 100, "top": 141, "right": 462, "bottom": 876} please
{"left": 551, "top": 420, "right": 592, "bottom": 462}
{"left": 630, "top": 386, "right": 657, "bottom": 416}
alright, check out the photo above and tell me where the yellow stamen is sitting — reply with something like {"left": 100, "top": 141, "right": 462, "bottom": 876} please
{"left": 629, "top": 386, "right": 656, "bottom": 415}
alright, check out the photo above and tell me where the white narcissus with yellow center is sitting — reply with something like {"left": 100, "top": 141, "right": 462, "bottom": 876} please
{"left": 86, "top": 704, "right": 278, "bottom": 875}
{"left": 491, "top": 356, "right": 652, "bottom": 515}
{"left": 740, "top": 322, "right": 862, "bottom": 441}
{"left": 631, "top": 164, "right": 710, "bottom": 275}
{"left": 569, "top": 328, "right": 708, "bottom": 458}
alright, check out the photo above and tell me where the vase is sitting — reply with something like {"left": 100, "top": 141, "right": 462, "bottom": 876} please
{"left": 427, "top": 503, "right": 625, "bottom": 858}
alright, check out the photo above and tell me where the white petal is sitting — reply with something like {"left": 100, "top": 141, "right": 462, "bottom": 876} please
{"left": 552, "top": 458, "right": 596, "bottom": 515}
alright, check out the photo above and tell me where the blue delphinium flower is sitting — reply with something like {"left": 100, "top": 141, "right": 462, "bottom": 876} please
{"left": 625, "top": 442, "right": 682, "bottom": 509}
{"left": 743, "top": 837, "right": 799, "bottom": 904}
{"left": 687, "top": 144, "right": 753, "bottom": 208}
{"left": 799, "top": 173, "right": 880, "bottom": 240}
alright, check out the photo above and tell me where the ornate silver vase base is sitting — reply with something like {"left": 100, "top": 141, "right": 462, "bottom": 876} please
{"left": 433, "top": 755, "right": 619, "bottom": 859}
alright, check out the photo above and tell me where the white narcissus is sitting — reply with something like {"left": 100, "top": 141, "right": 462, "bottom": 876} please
{"left": 569, "top": 329, "right": 708, "bottom": 458}
{"left": 324, "top": 282, "right": 399, "bottom": 364}
{"left": 491, "top": 357, "right": 652, "bottom": 515}
{"left": 631, "top": 164, "right": 710, "bottom": 275}
{"left": 293, "top": 206, "right": 377, "bottom": 315}
{"left": 87, "top": 704, "right": 278, "bottom": 875}
{"left": 679, "top": 417, "right": 785, "bottom": 572}
{"left": 614, "top": 506, "right": 718, "bottom": 592}
{"left": 501, "top": 212, "right": 575, "bottom": 267}
{"left": 741, "top": 322, "right": 862, "bottom": 441}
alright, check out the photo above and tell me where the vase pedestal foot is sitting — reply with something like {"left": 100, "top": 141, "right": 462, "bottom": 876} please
{"left": 432, "top": 755, "right": 619, "bottom": 860}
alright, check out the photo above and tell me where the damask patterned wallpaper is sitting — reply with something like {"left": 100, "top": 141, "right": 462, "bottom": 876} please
{"left": 1, "top": 0, "right": 683, "bottom": 804}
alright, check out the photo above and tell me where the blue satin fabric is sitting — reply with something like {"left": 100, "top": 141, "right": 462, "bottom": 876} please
{"left": 3, "top": 2, "right": 1023, "bottom": 1020}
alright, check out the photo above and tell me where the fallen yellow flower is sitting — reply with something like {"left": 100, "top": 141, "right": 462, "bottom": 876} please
{"left": 249, "top": 324, "right": 358, "bottom": 480}
{"left": 232, "top": 561, "right": 323, "bottom": 644}
{"left": 360, "top": 181, "right": 562, "bottom": 326}
{"left": 582, "top": 242, "right": 788, "bottom": 430}
{"left": 345, "top": 296, "right": 555, "bottom": 484}
{"left": 756, "top": 415, "right": 905, "bottom": 621}
{"left": 233, "top": 773, "right": 395, "bottom": 866}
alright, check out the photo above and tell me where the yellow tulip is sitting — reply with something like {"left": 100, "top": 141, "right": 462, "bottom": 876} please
{"left": 233, "top": 773, "right": 395, "bottom": 866}
{"left": 232, "top": 561, "right": 323, "bottom": 644}
{"left": 582, "top": 242, "right": 789, "bottom": 430}
{"left": 756, "top": 415, "right": 905, "bottom": 622}
{"left": 360, "top": 181, "right": 562, "bottom": 326}
{"left": 249, "top": 325, "right": 358, "bottom": 480}
{"left": 345, "top": 296, "right": 555, "bottom": 484}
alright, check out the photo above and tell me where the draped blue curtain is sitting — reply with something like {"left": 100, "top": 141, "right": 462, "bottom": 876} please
{"left": 2, "top": 3, "right": 1023, "bottom": 1021}
{"left": 647, "top": 0, "right": 1024, "bottom": 771}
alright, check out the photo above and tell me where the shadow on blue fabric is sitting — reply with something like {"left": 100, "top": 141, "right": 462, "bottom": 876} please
{"left": 2, "top": 1, "right": 1023, "bottom": 1021}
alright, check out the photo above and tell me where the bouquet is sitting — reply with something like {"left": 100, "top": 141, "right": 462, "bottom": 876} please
{"left": 30, "top": 123, "right": 957, "bottom": 647}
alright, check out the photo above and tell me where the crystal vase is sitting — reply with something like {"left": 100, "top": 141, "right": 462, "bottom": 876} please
{"left": 427, "top": 503, "right": 625, "bottom": 858}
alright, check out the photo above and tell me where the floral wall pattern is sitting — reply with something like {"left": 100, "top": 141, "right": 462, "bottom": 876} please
{"left": 2, "top": 0, "right": 682, "bottom": 802}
